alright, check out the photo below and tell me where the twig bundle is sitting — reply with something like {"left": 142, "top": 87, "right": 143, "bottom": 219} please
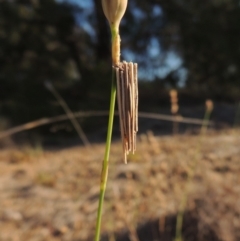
{"left": 115, "top": 61, "right": 138, "bottom": 163}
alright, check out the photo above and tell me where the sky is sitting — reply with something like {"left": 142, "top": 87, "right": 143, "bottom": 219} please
{"left": 56, "top": 0, "right": 187, "bottom": 85}
{"left": 57, "top": 0, "right": 93, "bottom": 8}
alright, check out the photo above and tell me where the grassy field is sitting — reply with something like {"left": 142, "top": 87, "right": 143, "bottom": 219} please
{"left": 0, "top": 129, "right": 239, "bottom": 241}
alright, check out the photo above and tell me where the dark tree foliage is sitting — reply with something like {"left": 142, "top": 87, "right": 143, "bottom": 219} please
{"left": 0, "top": 0, "right": 239, "bottom": 127}
{"left": 158, "top": 0, "right": 240, "bottom": 98}
{"left": 93, "top": 0, "right": 111, "bottom": 61}
{"left": 120, "top": 0, "right": 240, "bottom": 98}
{"left": 0, "top": 0, "right": 95, "bottom": 123}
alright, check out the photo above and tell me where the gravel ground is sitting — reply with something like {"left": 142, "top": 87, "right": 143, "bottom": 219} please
{"left": 0, "top": 129, "right": 239, "bottom": 241}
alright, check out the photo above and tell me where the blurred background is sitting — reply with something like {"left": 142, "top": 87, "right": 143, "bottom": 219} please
{"left": 0, "top": 1, "right": 240, "bottom": 241}
{"left": 0, "top": 0, "right": 240, "bottom": 147}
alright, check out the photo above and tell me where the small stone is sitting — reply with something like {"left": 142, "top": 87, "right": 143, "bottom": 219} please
{"left": 2, "top": 210, "right": 23, "bottom": 222}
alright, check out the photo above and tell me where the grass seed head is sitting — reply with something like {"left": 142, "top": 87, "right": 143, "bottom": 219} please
{"left": 101, "top": 0, "right": 128, "bottom": 30}
{"left": 169, "top": 89, "right": 178, "bottom": 103}
{"left": 169, "top": 89, "right": 179, "bottom": 114}
{"left": 206, "top": 99, "right": 214, "bottom": 112}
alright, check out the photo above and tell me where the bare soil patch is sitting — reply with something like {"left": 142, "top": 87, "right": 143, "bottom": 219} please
{"left": 0, "top": 129, "right": 239, "bottom": 241}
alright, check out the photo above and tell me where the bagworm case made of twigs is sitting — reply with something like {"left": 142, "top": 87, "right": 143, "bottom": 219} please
{"left": 115, "top": 61, "right": 138, "bottom": 163}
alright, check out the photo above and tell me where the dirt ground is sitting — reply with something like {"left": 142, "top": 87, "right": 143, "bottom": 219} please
{"left": 0, "top": 129, "right": 239, "bottom": 241}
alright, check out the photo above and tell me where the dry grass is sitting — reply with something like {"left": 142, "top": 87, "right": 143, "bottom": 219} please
{"left": 0, "top": 129, "right": 239, "bottom": 241}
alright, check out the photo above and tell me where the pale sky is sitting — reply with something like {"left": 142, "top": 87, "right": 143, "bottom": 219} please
{"left": 55, "top": 0, "right": 186, "bottom": 84}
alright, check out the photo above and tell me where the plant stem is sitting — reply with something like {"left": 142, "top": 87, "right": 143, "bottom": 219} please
{"left": 175, "top": 108, "right": 213, "bottom": 241}
{"left": 94, "top": 69, "right": 117, "bottom": 241}
{"left": 200, "top": 109, "right": 212, "bottom": 135}
{"left": 47, "top": 83, "right": 90, "bottom": 146}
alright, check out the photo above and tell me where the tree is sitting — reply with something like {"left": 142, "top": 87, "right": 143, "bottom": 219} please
{"left": 122, "top": 0, "right": 240, "bottom": 98}
{"left": 0, "top": 0, "right": 93, "bottom": 122}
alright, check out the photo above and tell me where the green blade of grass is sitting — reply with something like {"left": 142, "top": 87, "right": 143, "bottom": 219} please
{"left": 175, "top": 104, "right": 213, "bottom": 241}
{"left": 94, "top": 68, "right": 117, "bottom": 241}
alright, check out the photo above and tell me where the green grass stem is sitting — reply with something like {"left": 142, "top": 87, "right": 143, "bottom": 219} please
{"left": 201, "top": 107, "right": 212, "bottom": 135}
{"left": 94, "top": 69, "right": 117, "bottom": 241}
{"left": 175, "top": 107, "right": 213, "bottom": 241}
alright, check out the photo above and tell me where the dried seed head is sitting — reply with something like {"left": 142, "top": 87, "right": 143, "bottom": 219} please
{"left": 101, "top": 0, "right": 128, "bottom": 29}
{"left": 169, "top": 89, "right": 178, "bottom": 103}
{"left": 206, "top": 99, "right": 214, "bottom": 112}
{"left": 169, "top": 89, "right": 178, "bottom": 114}
{"left": 171, "top": 104, "right": 179, "bottom": 114}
